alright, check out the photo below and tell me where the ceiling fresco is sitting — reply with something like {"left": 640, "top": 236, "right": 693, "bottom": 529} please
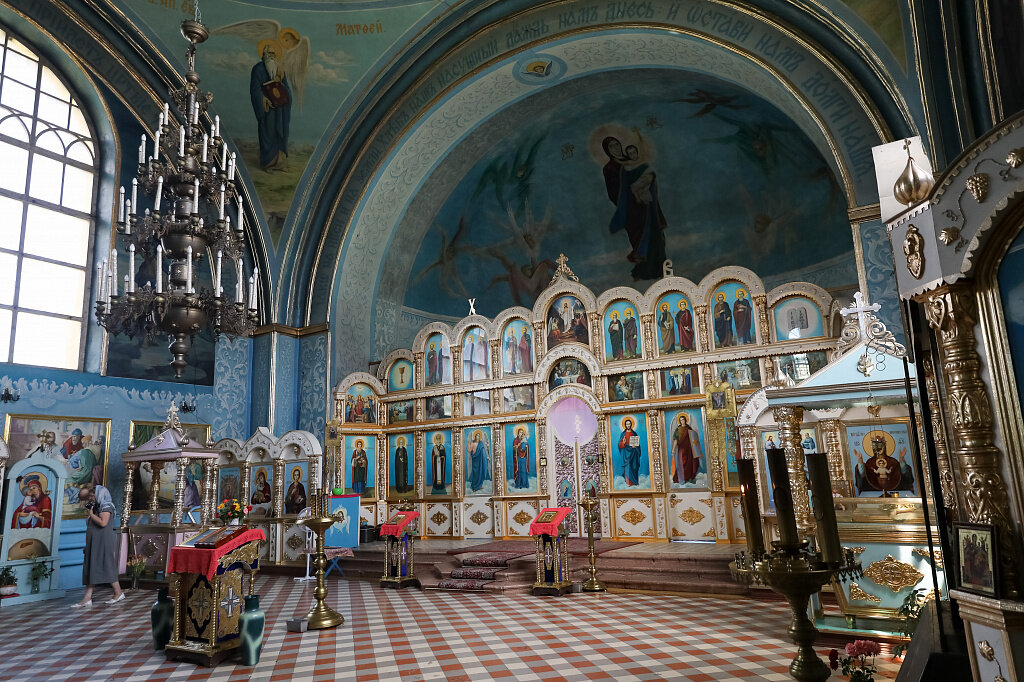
{"left": 392, "top": 68, "right": 855, "bottom": 321}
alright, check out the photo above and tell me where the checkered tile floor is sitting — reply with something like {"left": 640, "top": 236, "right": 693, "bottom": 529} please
{"left": 0, "top": 577, "right": 901, "bottom": 681}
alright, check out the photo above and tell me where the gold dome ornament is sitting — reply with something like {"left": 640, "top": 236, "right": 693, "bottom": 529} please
{"left": 893, "top": 139, "right": 935, "bottom": 206}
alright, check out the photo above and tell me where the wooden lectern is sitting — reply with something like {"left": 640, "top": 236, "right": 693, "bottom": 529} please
{"left": 529, "top": 507, "right": 573, "bottom": 596}
{"left": 379, "top": 510, "right": 420, "bottom": 589}
{"left": 164, "top": 527, "right": 265, "bottom": 666}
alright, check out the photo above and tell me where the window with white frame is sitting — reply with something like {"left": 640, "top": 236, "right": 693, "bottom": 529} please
{"left": 0, "top": 27, "right": 96, "bottom": 370}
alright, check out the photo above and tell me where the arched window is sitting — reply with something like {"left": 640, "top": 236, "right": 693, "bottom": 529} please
{"left": 0, "top": 27, "right": 96, "bottom": 370}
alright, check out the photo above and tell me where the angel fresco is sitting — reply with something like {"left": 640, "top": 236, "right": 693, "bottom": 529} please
{"left": 213, "top": 21, "right": 310, "bottom": 171}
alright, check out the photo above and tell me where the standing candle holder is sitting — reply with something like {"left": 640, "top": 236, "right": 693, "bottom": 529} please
{"left": 730, "top": 450, "right": 861, "bottom": 682}
{"left": 296, "top": 493, "right": 344, "bottom": 630}
{"left": 579, "top": 496, "right": 606, "bottom": 593}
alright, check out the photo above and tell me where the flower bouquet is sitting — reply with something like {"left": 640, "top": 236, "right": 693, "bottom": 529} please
{"left": 216, "top": 498, "right": 252, "bottom": 525}
{"left": 830, "top": 639, "right": 880, "bottom": 682}
{"left": 126, "top": 554, "right": 147, "bottom": 589}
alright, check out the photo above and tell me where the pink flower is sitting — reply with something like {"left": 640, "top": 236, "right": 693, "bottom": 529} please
{"left": 845, "top": 640, "right": 880, "bottom": 658}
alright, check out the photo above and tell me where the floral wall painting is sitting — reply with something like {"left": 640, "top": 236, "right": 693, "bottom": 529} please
{"left": 5, "top": 415, "right": 110, "bottom": 520}
{"left": 343, "top": 383, "right": 376, "bottom": 424}
{"left": 344, "top": 435, "right": 375, "bottom": 499}
{"left": 464, "top": 426, "right": 492, "bottom": 496}
{"left": 504, "top": 422, "right": 537, "bottom": 496}
{"left": 603, "top": 300, "right": 642, "bottom": 362}
{"left": 388, "top": 359, "right": 414, "bottom": 392}
{"left": 655, "top": 293, "right": 696, "bottom": 354}
{"left": 545, "top": 295, "right": 589, "bottom": 350}
{"left": 461, "top": 327, "right": 489, "bottom": 382}
{"left": 501, "top": 320, "right": 534, "bottom": 375}
{"left": 387, "top": 433, "right": 414, "bottom": 500}
{"left": 846, "top": 422, "right": 915, "bottom": 497}
{"left": 773, "top": 296, "right": 824, "bottom": 341}
{"left": 610, "top": 413, "right": 650, "bottom": 491}
{"left": 423, "top": 332, "right": 452, "bottom": 386}
{"left": 664, "top": 408, "right": 707, "bottom": 490}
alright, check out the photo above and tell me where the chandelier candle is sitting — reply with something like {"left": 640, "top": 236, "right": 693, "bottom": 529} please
{"left": 138, "top": 135, "right": 146, "bottom": 164}
{"left": 155, "top": 245, "right": 163, "bottom": 294}
{"left": 805, "top": 453, "right": 843, "bottom": 565}
{"left": 737, "top": 458, "right": 765, "bottom": 558}
{"left": 766, "top": 447, "right": 800, "bottom": 549}
{"left": 124, "top": 201, "right": 131, "bottom": 234}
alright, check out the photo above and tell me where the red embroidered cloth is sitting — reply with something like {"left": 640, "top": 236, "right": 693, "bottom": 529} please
{"left": 168, "top": 529, "right": 266, "bottom": 580}
{"left": 381, "top": 510, "right": 419, "bottom": 536}
{"left": 529, "top": 507, "right": 573, "bottom": 536}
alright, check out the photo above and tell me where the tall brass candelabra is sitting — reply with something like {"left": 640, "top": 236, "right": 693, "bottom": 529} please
{"left": 296, "top": 493, "right": 344, "bottom": 630}
{"left": 579, "top": 496, "right": 606, "bottom": 592}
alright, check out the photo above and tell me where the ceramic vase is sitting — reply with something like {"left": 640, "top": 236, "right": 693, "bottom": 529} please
{"left": 151, "top": 587, "right": 174, "bottom": 650}
{"left": 238, "top": 595, "right": 265, "bottom": 666}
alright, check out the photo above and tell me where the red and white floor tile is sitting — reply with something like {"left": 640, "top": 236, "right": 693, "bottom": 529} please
{"left": 0, "top": 577, "right": 901, "bottom": 681}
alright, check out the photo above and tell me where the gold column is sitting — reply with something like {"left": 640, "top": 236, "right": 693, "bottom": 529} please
{"left": 240, "top": 462, "right": 251, "bottom": 508}
{"left": 148, "top": 461, "right": 162, "bottom": 511}
{"left": 200, "top": 460, "right": 215, "bottom": 525}
{"left": 122, "top": 461, "right": 137, "bottom": 527}
{"left": 414, "top": 431, "right": 425, "bottom": 498}
{"left": 272, "top": 459, "right": 285, "bottom": 517}
{"left": 413, "top": 352, "right": 424, "bottom": 389}
{"left": 922, "top": 356, "right": 959, "bottom": 520}
{"left": 532, "top": 321, "right": 545, "bottom": 358}
{"left": 307, "top": 455, "right": 320, "bottom": 498}
{"left": 922, "top": 282, "right": 1019, "bottom": 598}
{"left": 640, "top": 313, "right": 655, "bottom": 360}
{"left": 376, "top": 437, "right": 387, "bottom": 501}
{"left": 818, "top": 419, "right": 851, "bottom": 498}
{"left": 493, "top": 425, "right": 505, "bottom": 496}
{"left": 754, "top": 294, "right": 770, "bottom": 344}
{"left": 171, "top": 456, "right": 189, "bottom": 526}
{"left": 588, "top": 312, "right": 602, "bottom": 358}
{"left": 772, "top": 406, "right": 814, "bottom": 537}
{"left": 489, "top": 338, "right": 501, "bottom": 379}
{"left": 169, "top": 572, "right": 183, "bottom": 646}
{"left": 694, "top": 304, "right": 710, "bottom": 351}
{"left": 537, "top": 418, "right": 548, "bottom": 496}
{"left": 647, "top": 409, "right": 665, "bottom": 493}
{"left": 451, "top": 346, "right": 462, "bottom": 386}
{"left": 597, "top": 415, "right": 610, "bottom": 494}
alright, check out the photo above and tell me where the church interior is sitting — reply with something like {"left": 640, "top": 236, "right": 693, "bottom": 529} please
{"left": 0, "top": 0, "right": 1023, "bottom": 680}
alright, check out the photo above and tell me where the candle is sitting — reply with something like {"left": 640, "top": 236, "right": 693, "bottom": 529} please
{"left": 186, "top": 245, "right": 193, "bottom": 294}
{"left": 95, "top": 262, "right": 104, "bottom": 302}
{"left": 215, "top": 250, "right": 223, "bottom": 296}
{"left": 214, "top": 115, "right": 220, "bottom": 138}
{"left": 806, "top": 452, "right": 843, "bottom": 564}
{"left": 225, "top": 215, "right": 231, "bottom": 236}
{"left": 128, "top": 244, "right": 135, "bottom": 293}
{"left": 110, "top": 248, "right": 118, "bottom": 294}
{"left": 194, "top": 178, "right": 200, "bottom": 211}
{"left": 237, "top": 194, "right": 244, "bottom": 233}
{"left": 192, "top": 99, "right": 199, "bottom": 125}
{"left": 766, "top": 447, "right": 800, "bottom": 549}
{"left": 235, "top": 257, "right": 243, "bottom": 303}
{"left": 138, "top": 135, "right": 146, "bottom": 164}
{"left": 155, "top": 244, "right": 163, "bottom": 294}
{"left": 219, "top": 183, "right": 226, "bottom": 220}
{"left": 155, "top": 176, "right": 163, "bottom": 212}
{"left": 248, "top": 274, "right": 256, "bottom": 309}
{"left": 163, "top": 101, "right": 169, "bottom": 122}
{"left": 106, "top": 268, "right": 113, "bottom": 305}
{"left": 124, "top": 201, "right": 131, "bottom": 234}
{"left": 178, "top": 125, "right": 186, "bottom": 157}
{"left": 202, "top": 133, "right": 209, "bottom": 163}
{"left": 131, "top": 178, "right": 138, "bottom": 213}
{"left": 229, "top": 152, "right": 236, "bottom": 180}
{"left": 737, "top": 459, "right": 765, "bottom": 559}
{"left": 118, "top": 186, "right": 125, "bottom": 223}
{"left": 220, "top": 141, "right": 227, "bottom": 169}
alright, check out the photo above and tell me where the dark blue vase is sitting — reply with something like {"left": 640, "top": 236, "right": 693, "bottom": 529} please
{"left": 238, "top": 595, "right": 265, "bottom": 666}
{"left": 150, "top": 587, "right": 174, "bottom": 650}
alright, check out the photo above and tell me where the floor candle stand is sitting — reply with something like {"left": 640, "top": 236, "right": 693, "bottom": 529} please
{"left": 296, "top": 495, "right": 343, "bottom": 630}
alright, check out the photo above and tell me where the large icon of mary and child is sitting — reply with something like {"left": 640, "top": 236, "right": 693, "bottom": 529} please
{"left": 597, "top": 132, "right": 668, "bottom": 281}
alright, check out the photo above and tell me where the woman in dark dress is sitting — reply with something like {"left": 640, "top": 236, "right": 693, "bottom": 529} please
{"left": 72, "top": 482, "right": 124, "bottom": 607}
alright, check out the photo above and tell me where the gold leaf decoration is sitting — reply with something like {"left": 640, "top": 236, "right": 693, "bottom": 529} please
{"left": 513, "top": 510, "right": 533, "bottom": 526}
{"left": 863, "top": 554, "right": 924, "bottom": 593}
{"left": 699, "top": 497, "right": 713, "bottom": 508}
{"left": 622, "top": 509, "right": 646, "bottom": 526}
{"left": 679, "top": 507, "right": 705, "bottom": 525}
{"left": 1006, "top": 148, "right": 1023, "bottom": 168}
{"left": 849, "top": 582, "right": 881, "bottom": 603}
{"left": 977, "top": 640, "right": 996, "bottom": 662}
{"left": 430, "top": 510, "right": 448, "bottom": 527}
{"left": 844, "top": 546, "right": 866, "bottom": 555}
{"left": 469, "top": 510, "right": 488, "bottom": 526}
{"left": 939, "top": 227, "right": 961, "bottom": 245}
{"left": 641, "top": 527, "right": 654, "bottom": 537}
{"left": 671, "top": 528, "right": 685, "bottom": 537}
{"left": 702, "top": 528, "right": 716, "bottom": 537}
{"left": 912, "top": 547, "right": 943, "bottom": 569}
{"left": 285, "top": 533, "right": 306, "bottom": 551}
{"left": 966, "top": 173, "right": 989, "bottom": 202}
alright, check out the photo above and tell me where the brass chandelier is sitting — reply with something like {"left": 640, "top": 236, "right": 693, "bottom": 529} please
{"left": 95, "top": 7, "right": 258, "bottom": 378}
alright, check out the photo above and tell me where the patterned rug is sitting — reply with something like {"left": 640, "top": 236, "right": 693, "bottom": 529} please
{"left": 436, "top": 578, "right": 492, "bottom": 591}
{"left": 450, "top": 567, "right": 502, "bottom": 580}
{"left": 459, "top": 551, "right": 532, "bottom": 567}
{"left": 450, "top": 539, "right": 640, "bottom": 556}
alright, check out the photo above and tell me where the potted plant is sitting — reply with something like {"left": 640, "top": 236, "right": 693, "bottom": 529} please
{"left": 216, "top": 498, "right": 251, "bottom": 525}
{"left": 0, "top": 566, "right": 16, "bottom": 597}
{"left": 29, "top": 559, "right": 53, "bottom": 594}
{"left": 829, "top": 639, "right": 881, "bottom": 682}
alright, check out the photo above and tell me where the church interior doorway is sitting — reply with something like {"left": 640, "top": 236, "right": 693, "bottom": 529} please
{"left": 546, "top": 396, "right": 601, "bottom": 536}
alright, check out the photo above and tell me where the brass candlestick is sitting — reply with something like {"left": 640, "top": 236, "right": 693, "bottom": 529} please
{"left": 296, "top": 495, "right": 344, "bottom": 630}
{"left": 579, "top": 497, "right": 606, "bottom": 592}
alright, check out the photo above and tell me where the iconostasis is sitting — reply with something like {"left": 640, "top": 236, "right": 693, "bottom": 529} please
{"left": 332, "top": 265, "right": 846, "bottom": 544}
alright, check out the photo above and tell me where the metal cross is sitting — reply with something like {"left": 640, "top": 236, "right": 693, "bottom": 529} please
{"left": 219, "top": 584, "right": 241, "bottom": 617}
{"left": 193, "top": 588, "right": 211, "bottom": 615}
{"left": 468, "top": 298, "right": 476, "bottom": 316}
{"left": 840, "top": 291, "right": 881, "bottom": 343}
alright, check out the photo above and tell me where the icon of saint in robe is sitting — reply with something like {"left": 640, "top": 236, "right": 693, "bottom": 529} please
{"left": 670, "top": 414, "right": 704, "bottom": 485}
